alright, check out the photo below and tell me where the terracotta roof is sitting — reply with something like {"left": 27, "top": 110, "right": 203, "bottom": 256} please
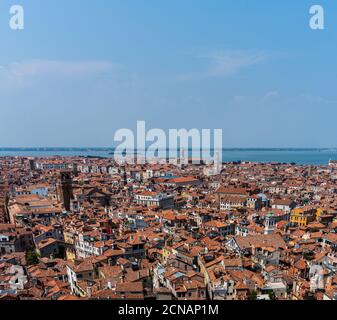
{"left": 234, "top": 233, "right": 287, "bottom": 250}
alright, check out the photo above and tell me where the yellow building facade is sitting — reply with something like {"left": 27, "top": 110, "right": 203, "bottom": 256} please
{"left": 290, "top": 207, "right": 323, "bottom": 227}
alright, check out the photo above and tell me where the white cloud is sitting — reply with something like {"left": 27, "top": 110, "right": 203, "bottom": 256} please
{"left": 228, "top": 90, "right": 280, "bottom": 111}
{"left": 208, "top": 51, "right": 268, "bottom": 77}
{"left": 7, "top": 59, "right": 116, "bottom": 78}
{"left": 232, "top": 95, "right": 248, "bottom": 103}
{"left": 177, "top": 50, "right": 268, "bottom": 81}
{"left": 300, "top": 93, "right": 337, "bottom": 105}
{"left": 0, "top": 59, "right": 119, "bottom": 92}
{"left": 262, "top": 90, "right": 279, "bottom": 101}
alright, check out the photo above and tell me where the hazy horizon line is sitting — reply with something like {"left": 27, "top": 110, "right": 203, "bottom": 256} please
{"left": 1, "top": 147, "right": 337, "bottom": 151}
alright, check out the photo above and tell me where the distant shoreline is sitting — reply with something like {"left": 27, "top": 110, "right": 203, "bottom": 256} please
{"left": 1, "top": 148, "right": 337, "bottom": 152}
{"left": 1, "top": 148, "right": 337, "bottom": 165}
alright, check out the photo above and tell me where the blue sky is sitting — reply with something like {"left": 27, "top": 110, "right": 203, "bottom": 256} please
{"left": 0, "top": 0, "right": 337, "bottom": 147}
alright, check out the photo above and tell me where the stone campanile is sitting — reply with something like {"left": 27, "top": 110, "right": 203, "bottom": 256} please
{"left": 58, "top": 171, "right": 74, "bottom": 211}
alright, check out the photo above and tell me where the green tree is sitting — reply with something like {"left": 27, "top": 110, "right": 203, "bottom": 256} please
{"left": 248, "top": 290, "right": 258, "bottom": 300}
{"left": 303, "top": 251, "right": 314, "bottom": 261}
{"left": 26, "top": 250, "right": 40, "bottom": 265}
{"left": 268, "top": 291, "right": 276, "bottom": 300}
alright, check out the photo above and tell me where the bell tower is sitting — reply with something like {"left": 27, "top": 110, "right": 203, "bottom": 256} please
{"left": 57, "top": 171, "right": 74, "bottom": 211}
{"left": 264, "top": 212, "right": 276, "bottom": 235}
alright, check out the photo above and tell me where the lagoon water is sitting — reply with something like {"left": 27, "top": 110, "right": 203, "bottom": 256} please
{"left": 1, "top": 148, "right": 337, "bottom": 165}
